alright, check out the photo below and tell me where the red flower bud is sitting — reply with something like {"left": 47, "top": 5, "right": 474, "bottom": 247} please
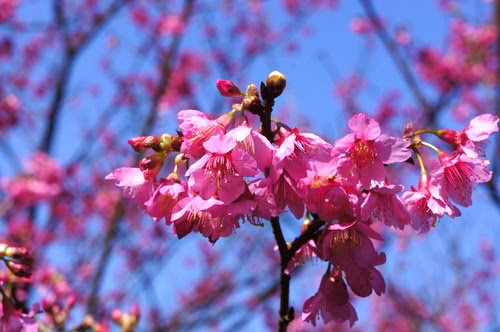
{"left": 127, "top": 136, "right": 148, "bottom": 152}
{"left": 5, "top": 246, "right": 34, "bottom": 265}
{"left": 139, "top": 153, "right": 165, "bottom": 181}
{"left": 216, "top": 79, "right": 242, "bottom": 97}
{"left": 6, "top": 260, "right": 32, "bottom": 278}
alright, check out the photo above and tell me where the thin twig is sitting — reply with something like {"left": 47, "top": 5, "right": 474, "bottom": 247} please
{"left": 85, "top": 0, "right": 196, "bottom": 316}
{"left": 358, "top": 0, "right": 431, "bottom": 118}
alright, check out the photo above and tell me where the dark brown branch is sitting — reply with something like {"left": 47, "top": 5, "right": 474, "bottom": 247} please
{"left": 258, "top": 83, "right": 326, "bottom": 330}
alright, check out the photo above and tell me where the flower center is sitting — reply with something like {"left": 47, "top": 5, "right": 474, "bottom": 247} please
{"left": 348, "top": 139, "right": 375, "bottom": 166}
{"left": 204, "top": 154, "right": 236, "bottom": 189}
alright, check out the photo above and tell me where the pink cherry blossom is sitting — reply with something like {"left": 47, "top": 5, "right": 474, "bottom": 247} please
{"left": 360, "top": 183, "right": 410, "bottom": 230}
{"left": 227, "top": 122, "right": 275, "bottom": 171}
{"left": 302, "top": 163, "right": 357, "bottom": 223}
{"left": 402, "top": 172, "right": 461, "bottom": 233}
{"left": 439, "top": 113, "right": 499, "bottom": 157}
{"left": 0, "top": 295, "right": 38, "bottom": 332}
{"left": 275, "top": 127, "right": 332, "bottom": 180}
{"left": 171, "top": 195, "right": 238, "bottom": 243}
{"left": 177, "top": 109, "right": 234, "bottom": 159}
{"left": 433, "top": 152, "right": 492, "bottom": 207}
{"left": 145, "top": 175, "right": 188, "bottom": 224}
{"left": 302, "top": 269, "right": 358, "bottom": 327}
{"left": 333, "top": 113, "right": 411, "bottom": 188}
{"left": 285, "top": 239, "right": 318, "bottom": 275}
{"left": 105, "top": 167, "right": 155, "bottom": 209}
{"left": 186, "top": 134, "right": 258, "bottom": 203}
{"left": 269, "top": 168, "right": 305, "bottom": 219}
{"left": 317, "top": 221, "right": 386, "bottom": 270}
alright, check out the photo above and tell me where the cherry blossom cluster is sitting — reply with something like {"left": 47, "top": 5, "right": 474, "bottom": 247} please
{"left": 1, "top": 152, "right": 64, "bottom": 207}
{"left": 418, "top": 20, "right": 496, "bottom": 92}
{"left": 107, "top": 72, "right": 498, "bottom": 328}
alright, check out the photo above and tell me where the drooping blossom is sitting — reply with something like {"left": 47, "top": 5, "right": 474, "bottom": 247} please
{"left": 171, "top": 195, "right": 239, "bottom": 243}
{"left": 269, "top": 168, "right": 305, "bottom": 219}
{"left": 275, "top": 127, "right": 332, "bottom": 180}
{"left": 0, "top": 294, "right": 38, "bottom": 332}
{"left": 360, "top": 183, "right": 410, "bottom": 230}
{"left": 433, "top": 152, "right": 492, "bottom": 207}
{"left": 285, "top": 239, "right": 317, "bottom": 275}
{"left": 2, "top": 153, "right": 63, "bottom": 207}
{"left": 186, "top": 134, "right": 258, "bottom": 203}
{"left": 317, "top": 221, "right": 386, "bottom": 271}
{"left": 145, "top": 174, "right": 188, "bottom": 224}
{"left": 303, "top": 160, "right": 357, "bottom": 224}
{"left": 302, "top": 268, "right": 358, "bottom": 327}
{"left": 402, "top": 172, "right": 461, "bottom": 233}
{"left": 438, "top": 113, "right": 499, "bottom": 158}
{"left": 227, "top": 122, "right": 275, "bottom": 171}
{"left": 177, "top": 109, "right": 234, "bottom": 159}
{"left": 333, "top": 113, "right": 411, "bottom": 189}
{"left": 105, "top": 167, "right": 155, "bottom": 209}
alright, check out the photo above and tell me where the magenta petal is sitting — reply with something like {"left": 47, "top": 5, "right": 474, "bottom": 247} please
{"left": 185, "top": 154, "right": 210, "bottom": 176}
{"left": 227, "top": 124, "right": 251, "bottom": 141}
{"left": 465, "top": 114, "right": 499, "bottom": 141}
{"left": 355, "top": 223, "right": 384, "bottom": 241}
{"left": 360, "top": 192, "right": 376, "bottom": 221}
{"left": 252, "top": 131, "right": 275, "bottom": 171}
{"left": 374, "top": 135, "right": 411, "bottom": 164}
{"left": 360, "top": 160, "right": 386, "bottom": 189}
{"left": 369, "top": 266, "right": 385, "bottom": 295}
{"left": 218, "top": 177, "right": 245, "bottom": 203}
{"left": 332, "top": 133, "right": 356, "bottom": 158}
{"left": 302, "top": 293, "right": 322, "bottom": 327}
{"left": 105, "top": 167, "right": 145, "bottom": 187}
{"left": 348, "top": 113, "right": 381, "bottom": 140}
{"left": 275, "top": 132, "right": 297, "bottom": 161}
{"left": 232, "top": 148, "right": 258, "bottom": 177}
{"left": 203, "top": 134, "right": 236, "bottom": 154}
{"left": 188, "top": 171, "right": 216, "bottom": 199}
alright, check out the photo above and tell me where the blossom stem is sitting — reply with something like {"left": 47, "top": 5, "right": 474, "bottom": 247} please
{"left": 420, "top": 141, "right": 440, "bottom": 153}
{"left": 411, "top": 129, "right": 438, "bottom": 137}
{"left": 413, "top": 148, "right": 427, "bottom": 175}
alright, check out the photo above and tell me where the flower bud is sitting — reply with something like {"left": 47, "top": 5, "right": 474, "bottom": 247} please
{"left": 6, "top": 260, "right": 32, "bottom": 278}
{"left": 403, "top": 122, "right": 413, "bottom": 139}
{"left": 266, "top": 71, "right": 286, "bottom": 98}
{"left": 216, "top": 79, "right": 243, "bottom": 97}
{"left": 140, "top": 153, "right": 165, "bottom": 181}
{"left": 127, "top": 136, "right": 148, "bottom": 152}
{"left": 242, "top": 84, "right": 261, "bottom": 114}
{"left": 111, "top": 309, "right": 122, "bottom": 323}
{"left": 151, "top": 134, "right": 173, "bottom": 153}
{"left": 174, "top": 153, "right": 187, "bottom": 167}
{"left": 143, "top": 136, "right": 160, "bottom": 149}
{"left": 436, "top": 129, "right": 462, "bottom": 147}
{"left": 5, "top": 246, "right": 34, "bottom": 265}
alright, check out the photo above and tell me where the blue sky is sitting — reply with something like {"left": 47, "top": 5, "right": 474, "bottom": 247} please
{"left": 4, "top": 0, "right": 499, "bottom": 330}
